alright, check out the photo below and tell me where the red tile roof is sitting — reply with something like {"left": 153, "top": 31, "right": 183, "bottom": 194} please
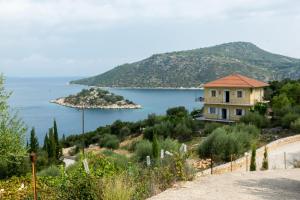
{"left": 204, "top": 74, "right": 269, "bottom": 88}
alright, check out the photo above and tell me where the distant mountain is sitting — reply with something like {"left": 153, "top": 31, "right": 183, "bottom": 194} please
{"left": 72, "top": 42, "right": 300, "bottom": 88}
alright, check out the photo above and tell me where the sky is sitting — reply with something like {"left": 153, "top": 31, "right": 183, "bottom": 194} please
{"left": 0, "top": 0, "right": 299, "bottom": 77}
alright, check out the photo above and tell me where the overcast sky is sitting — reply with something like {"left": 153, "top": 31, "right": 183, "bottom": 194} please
{"left": 0, "top": 0, "right": 299, "bottom": 77}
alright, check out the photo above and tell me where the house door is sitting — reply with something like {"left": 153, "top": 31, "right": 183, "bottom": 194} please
{"left": 225, "top": 91, "right": 230, "bottom": 103}
{"left": 221, "top": 108, "right": 227, "bottom": 119}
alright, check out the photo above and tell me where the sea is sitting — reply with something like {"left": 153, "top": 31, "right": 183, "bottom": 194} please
{"left": 5, "top": 77, "right": 203, "bottom": 143}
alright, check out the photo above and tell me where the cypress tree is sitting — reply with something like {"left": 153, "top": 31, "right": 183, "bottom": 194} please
{"left": 43, "top": 133, "right": 49, "bottom": 151}
{"left": 250, "top": 145, "right": 256, "bottom": 171}
{"left": 262, "top": 146, "right": 269, "bottom": 170}
{"left": 53, "top": 119, "right": 60, "bottom": 159}
{"left": 47, "top": 128, "right": 56, "bottom": 161}
{"left": 152, "top": 134, "right": 160, "bottom": 159}
{"left": 29, "top": 127, "right": 39, "bottom": 153}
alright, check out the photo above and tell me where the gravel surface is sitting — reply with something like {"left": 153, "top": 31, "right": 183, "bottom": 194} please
{"left": 149, "top": 169, "right": 300, "bottom": 200}
{"left": 150, "top": 140, "right": 300, "bottom": 200}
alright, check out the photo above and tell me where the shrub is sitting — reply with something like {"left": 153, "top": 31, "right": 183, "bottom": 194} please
{"left": 281, "top": 113, "right": 299, "bottom": 129}
{"left": 135, "top": 140, "right": 153, "bottom": 161}
{"left": 143, "top": 126, "right": 155, "bottom": 141}
{"left": 240, "top": 112, "right": 269, "bottom": 128}
{"left": 166, "top": 106, "right": 189, "bottom": 118}
{"left": 261, "top": 146, "right": 268, "bottom": 170}
{"left": 99, "top": 134, "right": 120, "bottom": 149}
{"left": 253, "top": 102, "right": 268, "bottom": 115}
{"left": 119, "top": 126, "right": 131, "bottom": 139}
{"left": 101, "top": 174, "right": 135, "bottom": 200}
{"left": 173, "top": 122, "right": 192, "bottom": 141}
{"left": 38, "top": 165, "right": 61, "bottom": 177}
{"left": 159, "top": 138, "right": 180, "bottom": 153}
{"left": 291, "top": 118, "right": 300, "bottom": 132}
{"left": 250, "top": 145, "right": 256, "bottom": 171}
{"left": 203, "top": 122, "right": 222, "bottom": 135}
{"left": 198, "top": 124, "right": 259, "bottom": 162}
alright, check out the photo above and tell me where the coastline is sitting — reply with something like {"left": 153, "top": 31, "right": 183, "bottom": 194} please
{"left": 50, "top": 98, "right": 142, "bottom": 109}
{"left": 69, "top": 83, "right": 204, "bottom": 90}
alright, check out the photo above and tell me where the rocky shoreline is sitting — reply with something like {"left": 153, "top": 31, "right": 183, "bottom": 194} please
{"left": 50, "top": 98, "right": 142, "bottom": 109}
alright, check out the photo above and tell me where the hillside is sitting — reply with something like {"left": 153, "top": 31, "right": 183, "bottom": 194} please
{"left": 72, "top": 42, "right": 300, "bottom": 88}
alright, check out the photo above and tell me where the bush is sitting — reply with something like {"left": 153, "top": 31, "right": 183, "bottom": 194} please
{"left": 101, "top": 174, "right": 135, "bottom": 200}
{"left": 203, "top": 122, "right": 222, "bottom": 135}
{"left": 173, "top": 122, "right": 192, "bottom": 141}
{"left": 198, "top": 124, "right": 259, "bottom": 162}
{"left": 281, "top": 113, "right": 299, "bottom": 128}
{"left": 291, "top": 118, "right": 300, "bottom": 132}
{"left": 261, "top": 146, "right": 268, "bottom": 170}
{"left": 159, "top": 138, "right": 180, "bottom": 153}
{"left": 250, "top": 145, "right": 256, "bottom": 171}
{"left": 240, "top": 112, "right": 269, "bottom": 128}
{"left": 253, "top": 102, "right": 268, "bottom": 115}
{"left": 38, "top": 165, "right": 61, "bottom": 177}
{"left": 135, "top": 140, "right": 153, "bottom": 161}
{"left": 99, "top": 134, "right": 120, "bottom": 149}
{"left": 166, "top": 106, "right": 189, "bottom": 118}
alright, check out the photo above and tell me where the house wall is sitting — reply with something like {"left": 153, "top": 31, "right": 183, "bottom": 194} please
{"left": 204, "top": 87, "right": 253, "bottom": 105}
{"left": 250, "top": 88, "right": 264, "bottom": 104}
{"left": 203, "top": 105, "right": 251, "bottom": 121}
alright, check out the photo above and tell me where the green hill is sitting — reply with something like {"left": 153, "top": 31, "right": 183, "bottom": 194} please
{"left": 72, "top": 42, "right": 300, "bottom": 88}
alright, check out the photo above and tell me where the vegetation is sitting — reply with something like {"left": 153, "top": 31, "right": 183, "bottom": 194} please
{"left": 261, "top": 146, "right": 269, "bottom": 170}
{"left": 0, "top": 75, "right": 28, "bottom": 179}
{"left": 250, "top": 145, "right": 256, "bottom": 171}
{"left": 198, "top": 124, "right": 259, "bottom": 162}
{"left": 29, "top": 127, "right": 39, "bottom": 153}
{"left": 240, "top": 111, "right": 269, "bottom": 128}
{"left": 72, "top": 42, "right": 300, "bottom": 88}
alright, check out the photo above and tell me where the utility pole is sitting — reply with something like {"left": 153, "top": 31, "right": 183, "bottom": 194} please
{"left": 30, "top": 152, "right": 37, "bottom": 200}
{"left": 82, "top": 104, "right": 85, "bottom": 154}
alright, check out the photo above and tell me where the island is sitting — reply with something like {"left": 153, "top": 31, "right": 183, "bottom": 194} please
{"left": 50, "top": 88, "right": 141, "bottom": 109}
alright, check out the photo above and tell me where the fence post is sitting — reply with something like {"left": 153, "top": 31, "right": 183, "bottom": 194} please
{"left": 30, "top": 153, "right": 37, "bottom": 200}
{"left": 245, "top": 152, "right": 249, "bottom": 172}
{"left": 284, "top": 152, "right": 287, "bottom": 169}
{"left": 210, "top": 154, "right": 213, "bottom": 175}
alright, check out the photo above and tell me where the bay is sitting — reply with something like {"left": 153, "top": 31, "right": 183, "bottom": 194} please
{"left": 5, "top": 77, "right": 203, "bottom": 143}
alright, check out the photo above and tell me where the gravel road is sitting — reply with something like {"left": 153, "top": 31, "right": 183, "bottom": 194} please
{"left": 149, "top": 169, "right": 300, "bottom": 200}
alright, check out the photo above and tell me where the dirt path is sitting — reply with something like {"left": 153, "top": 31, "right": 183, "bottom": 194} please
{"left": 149, "top": 169, "right": 300, "bottom": 200}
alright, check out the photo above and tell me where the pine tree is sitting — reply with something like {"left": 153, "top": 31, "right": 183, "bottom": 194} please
{"left": 262, "top": 146, "right": 269, "bottom": 170}
{"left": 152, "top": 134, "right": 160, "bottom": 159}
{"left": 29, "top": 127, "right": 39, "bottom": 153}
{"left": 250, "top": 145, "right": 256, "bottom": 171}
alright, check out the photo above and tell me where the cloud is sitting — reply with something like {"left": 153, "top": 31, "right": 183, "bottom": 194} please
{"left": 1, "top": 0, "right": 300, "bottom": 77}
{"left": 0, "top": 0, "right": 297, "bottom": 29}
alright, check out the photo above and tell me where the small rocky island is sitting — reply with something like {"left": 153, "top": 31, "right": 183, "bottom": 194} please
{"left": 51, "top": 88, "right": 141, "bottom": 109}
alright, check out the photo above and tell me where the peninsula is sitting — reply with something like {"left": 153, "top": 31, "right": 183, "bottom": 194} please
{"left": 51, "top": 88, "right": 141, "bottom": 109}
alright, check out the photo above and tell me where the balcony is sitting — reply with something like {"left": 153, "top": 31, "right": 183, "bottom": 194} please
{"left": 195, "top": 96, "right": 205, "bottom": 102}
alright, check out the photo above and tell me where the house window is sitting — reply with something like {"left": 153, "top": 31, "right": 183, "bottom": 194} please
{"left": 236, "top": 109, "right": 244, "bottom": 116}
{"left": 211, "top": 90, "right": 217, "bottom": 97}
{"left": 209, "top": 107, "right": 217, "bottom": 114}
{"left": 237, "top": 90, "right": 243, "bottom": 98}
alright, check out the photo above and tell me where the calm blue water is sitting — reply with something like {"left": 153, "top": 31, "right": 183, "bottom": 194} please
{"left": 5, "top": 77, "right": 203, "bottom": 143}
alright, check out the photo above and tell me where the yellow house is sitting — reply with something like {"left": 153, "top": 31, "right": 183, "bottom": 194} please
{"left": 202, "top": 74, "right": 269, "bottom": 122}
